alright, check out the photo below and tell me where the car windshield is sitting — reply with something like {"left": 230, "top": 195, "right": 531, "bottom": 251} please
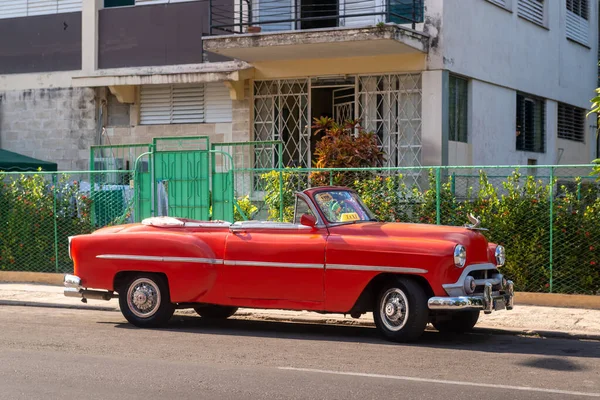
{"left": 313, "top": 190, "right": 377, "bottom": 224}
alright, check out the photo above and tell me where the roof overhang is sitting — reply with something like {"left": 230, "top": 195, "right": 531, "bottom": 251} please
{"left": 71, "top": 61, "right": 255, "bottom": 102}
{"left": 203, "top": 25, "right": 429, "bottom": 62}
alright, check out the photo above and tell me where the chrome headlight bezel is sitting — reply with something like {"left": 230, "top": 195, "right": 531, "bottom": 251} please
{"left": 454, "top": 244, "right": 467, "bottom": 268}
{"left": 495, "top": 245, "right": 506, "bottom": 267}
{"left": 68, "top": 236, "right": 74, "bottom": 260}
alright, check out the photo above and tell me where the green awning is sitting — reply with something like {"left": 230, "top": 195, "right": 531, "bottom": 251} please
{"left": 0, "top": 149, "right": 58, "bottom": 172}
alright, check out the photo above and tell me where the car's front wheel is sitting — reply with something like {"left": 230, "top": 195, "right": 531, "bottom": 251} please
{"left": 373, "top": 277, "right": 429, "bottom": 342}
{"left": 119, "top": 273, "right": 175, "bottom": 328}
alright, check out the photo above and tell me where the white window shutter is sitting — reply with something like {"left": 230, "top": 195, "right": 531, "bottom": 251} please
{"left": 518, "top": 0, "right": 545, "bottom": 26}
{"left": 487, "top": 0, "right": 508, "bottom": 7}
{"left": 57, "top": 0, "right": 81, "bottom": 13}
{"left": 135, "top": 0, "right": 169, "bottom": 5}
{"left": 140, "top": 84, "right": 206, "bottom": 125}
{"left": 205, "top": 83, "right": 233, "bottom": 123}
{"left": 0, "top": 0, "right": 28, "bottom": 19}
{"left": 27, "top": 0, "right": 57, "bottom": 16}
{"left": 341, "top": 0, "right": 378, "bottom": 28}
{"left": 140, "top": 85, "right": 173, "bottom": 125}
{"left": 172, "top": 85, "right": 205, "bottom": 124}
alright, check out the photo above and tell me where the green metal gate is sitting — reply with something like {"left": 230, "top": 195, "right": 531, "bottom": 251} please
{"left": 152, "top": 137, "right": 211, "bottom": 220}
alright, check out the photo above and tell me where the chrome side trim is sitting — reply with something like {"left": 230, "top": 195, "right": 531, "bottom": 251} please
{"left": 230, "top": 221, "right": 313, "bottom": 231}
{"left": 96, "top": 254, "right": 224, "bottom": 264}
{"left": 94, "top": 254, "right": 427, "bottom": 274}
{"left": 442, "top": 263, "right": 497, "bottom": 297}
{"left": 327, "top": 265, "right": 428, "bottom": 274}
{"left": 224, "top": 260, "right": 323, "bottom": 269}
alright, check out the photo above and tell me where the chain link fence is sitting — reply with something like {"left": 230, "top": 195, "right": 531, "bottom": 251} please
{"left": 2, "top": 164, "right": 599, "bottom": 296}
{"left": 231, "top": 164, "right": 600, "bottom": 296}
{"left": 0, "top": 170, "right": 135, "bottom": 274}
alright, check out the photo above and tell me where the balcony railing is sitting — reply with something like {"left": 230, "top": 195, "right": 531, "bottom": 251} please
{"left": 209, "top": 0, "right": 425, "bottom": 35}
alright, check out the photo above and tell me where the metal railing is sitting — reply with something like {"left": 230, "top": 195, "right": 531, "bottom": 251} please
{"left": 209, "top": 0, "right": 425, "bottom": 35}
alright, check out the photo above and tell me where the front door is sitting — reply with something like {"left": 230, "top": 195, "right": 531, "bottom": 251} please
{"left": 223, "top": 198, "right": 327, "bottom": 305}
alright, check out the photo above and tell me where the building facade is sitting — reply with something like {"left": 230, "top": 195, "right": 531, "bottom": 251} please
{"left": 0, "top": 0, "right": 598, "bottom": 172}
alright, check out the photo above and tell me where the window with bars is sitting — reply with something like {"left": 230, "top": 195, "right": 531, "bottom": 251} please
{"left": 557, "top": 103, "right": 586, "bottom": 143}
{"left": 139, "top": 83, "right": 232, "bottom": 125}
{"left": 449, "top": 74, "right": 468, "bottom": 143}
{"left": 516, "top": 92, "right": 545, "bottom": 153}
{"left": 566, "top": 0, "right": 589, "bottom": 46}
{"left": 517, "top": 0, "right": 545, "bottom": 26}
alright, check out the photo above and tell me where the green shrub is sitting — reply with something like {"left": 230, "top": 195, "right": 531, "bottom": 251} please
{"left": 0, "top": 172, "right": 94, "bottom": 273}
{"left": 234, "top": 195, "right": 258, "bottom": 221}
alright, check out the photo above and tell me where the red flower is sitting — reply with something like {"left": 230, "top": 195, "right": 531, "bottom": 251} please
{"left": 591, "top": 261, "right": 597, "bottom": 266}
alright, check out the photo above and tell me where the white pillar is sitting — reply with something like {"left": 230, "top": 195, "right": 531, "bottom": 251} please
{"left": 82, "top": 0, "right": 103, "bottom": 73}
{"left": 421, "top": 70, "right": 448, "bottom": 166}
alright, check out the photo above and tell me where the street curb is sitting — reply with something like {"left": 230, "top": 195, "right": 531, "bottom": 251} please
{"left": 0, "top": 299, "right": 118, "bottom": 312}
{"left": 4, "top": 299, "right": 597, "bottom": 342}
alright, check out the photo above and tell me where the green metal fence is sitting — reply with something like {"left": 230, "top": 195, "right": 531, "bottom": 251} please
{"left": 2, "top": 158, "right": 599, "bottom": 296}
{"left": 0, "top": 170, "right": 135, "bottom": 274}
{"left": 229, "top": 163, "right": 600, "bottom": 296}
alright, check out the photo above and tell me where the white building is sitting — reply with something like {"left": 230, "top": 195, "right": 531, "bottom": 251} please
{"left": 0, "top": 0, "right": 598, "bottom": 171}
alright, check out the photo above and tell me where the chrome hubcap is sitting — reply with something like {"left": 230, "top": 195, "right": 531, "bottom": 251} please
{"left": 127, "top": 278, "right": 161, "bottom": 318}
{"left": 380, "top": 288, "right": 409, "bottom": 331}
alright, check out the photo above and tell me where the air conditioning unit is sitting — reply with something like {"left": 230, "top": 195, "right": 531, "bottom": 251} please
{"left": 93, "top": 157, "right": 125, "bottom": 184}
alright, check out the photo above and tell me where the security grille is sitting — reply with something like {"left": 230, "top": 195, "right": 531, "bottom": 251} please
{"left": 333, "top": 87, "right": 356, "bottom": 124}
{"left": 516, "top": 92, "right": 546, "bottom": 153}
{"left": 518, "top": 0, "right": 545, "bottom": 26}
{"left": 557, "top": 103, "right": 585, "bottom": 143}
{"left": 253, "top": 79, "right": 310, "bottom": 168}
{"left": 357, "top": 74, "right": 423, "bottom": 172}
{"left": 566, "top": 0, "right": 589, "bottom": 46}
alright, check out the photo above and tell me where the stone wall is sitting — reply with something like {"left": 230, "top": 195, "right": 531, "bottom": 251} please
{"left": 0, "top": 88, "right": 97, "bottom": 171}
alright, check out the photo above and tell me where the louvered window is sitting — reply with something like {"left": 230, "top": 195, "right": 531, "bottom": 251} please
{"left": 566, "top": 0, "right": 589, "bottom": 46}
{"left": 0, "top": 0, "right": 81, "bottom": 19}
{"left": 487, "top": 0, "right": 509, "bottom": 9}
{"left": 516, "top": 92, "right": 545, "bottom": 153}
{"left": 140, "top": 83, "right": 232, "bottom": 125}
{"left": 557, "top": 103, "right": 585, "bottom": 143}
{"left": 518, "top": 0, "right": 545, "bottom": 26}
{"left": 449, "top": 74, "right": 468, "bottom": 143}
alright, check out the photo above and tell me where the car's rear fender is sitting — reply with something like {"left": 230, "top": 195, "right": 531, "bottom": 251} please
{"left": 71, "top": 231, "right": 223, "bottom": 303}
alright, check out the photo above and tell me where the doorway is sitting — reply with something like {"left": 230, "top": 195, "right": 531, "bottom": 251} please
{"left": 310, "top": 77, "right": 356, "bottom": 161}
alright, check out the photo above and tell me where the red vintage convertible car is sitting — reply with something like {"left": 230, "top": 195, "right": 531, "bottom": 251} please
{"left": 64, "top": 186, "right": 513, "bottom": 342}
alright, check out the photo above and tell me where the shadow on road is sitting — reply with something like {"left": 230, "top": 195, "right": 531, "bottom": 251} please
{"left": 103, "top": 314, "right": 600, "bottom": 361}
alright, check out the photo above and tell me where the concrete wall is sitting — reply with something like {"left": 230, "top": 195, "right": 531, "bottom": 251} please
{"left": 0, "top": 88, "right": 97, "bottom": 171}
{"left": 424, "top": 0, "right": 598, "bottom": 165}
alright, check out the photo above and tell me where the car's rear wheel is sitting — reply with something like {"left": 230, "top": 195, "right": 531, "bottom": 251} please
{"left": 373, "top": 277, "right": 429, "bottom": 342}
{"left": 119, "top": 273, "right": 175, "bottom": 328}
{"left": 194, "top": 305, "right": 238, "bottom": 319}
{"left": 432, "top": 310, "right": 480, "bottom": 334}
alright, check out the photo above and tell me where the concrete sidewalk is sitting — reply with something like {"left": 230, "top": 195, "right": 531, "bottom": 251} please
{"left": 1, "top": 282, "right": 599, "bottom": 340}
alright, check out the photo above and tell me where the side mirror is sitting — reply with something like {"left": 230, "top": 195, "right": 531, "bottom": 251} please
{"left": 300, "top": 214, "right": 317, "bottom": 228}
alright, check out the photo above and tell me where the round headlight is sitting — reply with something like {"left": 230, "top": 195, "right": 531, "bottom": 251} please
{"left": 495, "top": 245, "right": 506, "bottom": 267}
{"left": 454, "top": 244, "right": 467, "bottom": 268}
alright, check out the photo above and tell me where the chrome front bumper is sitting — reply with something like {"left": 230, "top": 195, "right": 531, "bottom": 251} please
{"left": 428, "top": 280, "right": 514, "bottom": 314}
{"left": 63, "top": 274, "right": 115, "bottom": 302}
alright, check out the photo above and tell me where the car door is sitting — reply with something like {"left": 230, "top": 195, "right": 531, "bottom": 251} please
{"left": 223, "top": 196, "right": 327, "bottom": 304}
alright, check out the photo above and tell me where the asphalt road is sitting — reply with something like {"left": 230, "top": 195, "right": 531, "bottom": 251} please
{"left": 0, "top": 306, "right": 599, "bottom": 400}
